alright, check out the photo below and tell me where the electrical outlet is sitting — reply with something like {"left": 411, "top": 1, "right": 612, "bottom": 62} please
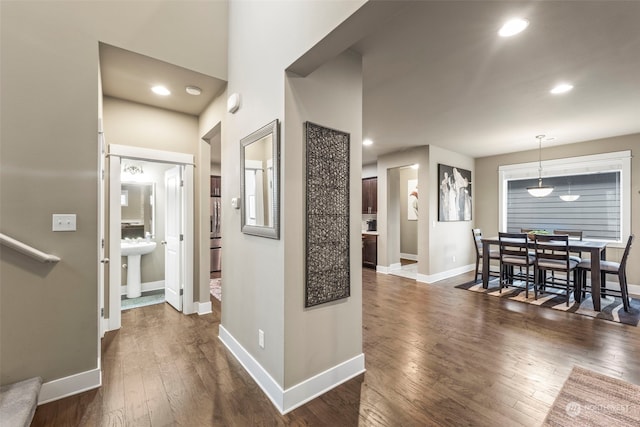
{"left": 258, "top": 329, "right": 264, "bottom": 348}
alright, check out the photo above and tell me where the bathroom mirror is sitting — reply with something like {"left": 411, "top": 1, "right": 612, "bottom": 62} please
{"left": 240, "top": 119, "right": 280, "bottom": 239}
{"left": 121, "top": 182, "right": 155, "bottom": 239}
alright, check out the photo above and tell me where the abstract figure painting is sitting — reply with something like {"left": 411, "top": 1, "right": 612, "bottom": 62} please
{"left": 304, "top": 122, "right": 350, "bottom": 307}
{"left": 438, "top": 164, "right": 472, "bottom": 221}
{"left": 408, "top": 179, "right": 418, "bottom": 220}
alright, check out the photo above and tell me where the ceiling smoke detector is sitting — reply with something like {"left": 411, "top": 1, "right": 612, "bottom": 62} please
{"left": 185, "top": 86, "right": 202, "bottom": 96}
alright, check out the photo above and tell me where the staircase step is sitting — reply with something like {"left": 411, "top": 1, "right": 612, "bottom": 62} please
{"left": 0, "top": 377, "right": 42, "bottom": 427}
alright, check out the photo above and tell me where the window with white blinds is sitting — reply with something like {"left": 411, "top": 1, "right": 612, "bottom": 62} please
{"left": 506, "top": 172, "right": 621, "bottom": 240}
{"left": 499, "top": 151, "right": 631, "bottom": 244}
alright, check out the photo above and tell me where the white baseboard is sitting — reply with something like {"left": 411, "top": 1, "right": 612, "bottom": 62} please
{"left": 120, "top": 280, "right": 164, "bottom": 295}
{"left": 376, "top": 265, "right": 389, "bottom": 274}
{"left": 628, "top": 284, "right": 640, "bottom": 299}
{"left": 376, "top": 263, "right": 402, "bottom": 274}
{"left": 417, "top": 263, "right": 475, "bottom": 284}
{"left": 389, "top": 262, "right": 401, "bottom": 271}
{"left": 38, "top": 366, "right": 102, "bottom": 405}
{"left": 400, "top": 253, "right": 418, "bottom": 261}
{"left": 196, "top": 301, "right": 212, "bottom": 315}
{"left": 218, "top": 325, "right": 365, "bottom": 415}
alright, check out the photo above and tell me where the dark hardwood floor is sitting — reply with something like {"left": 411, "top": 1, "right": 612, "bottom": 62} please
{"left": 32, "top": 269, "right": 640, "bottom": 426}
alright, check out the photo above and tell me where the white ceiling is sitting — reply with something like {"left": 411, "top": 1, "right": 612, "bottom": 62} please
{"left": 353, "top": 1, "right": 640, "bottom": 164}
{"left": 99, "top": 1, "right": 640, "bottom": 166}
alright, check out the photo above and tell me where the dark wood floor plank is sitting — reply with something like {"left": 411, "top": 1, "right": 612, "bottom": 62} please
{"left": 32, "top": 269, "right": 640, "bottom": 426}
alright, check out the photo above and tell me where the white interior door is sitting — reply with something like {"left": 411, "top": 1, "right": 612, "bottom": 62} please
{"left": 164, "top": 166, "right": 183, "bottom": 311}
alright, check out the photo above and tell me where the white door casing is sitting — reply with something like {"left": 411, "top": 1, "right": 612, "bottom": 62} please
{"left": 106, "top": 144, "right": 194, "bottom": 331}
{"left": 164, "top": 165, "right": 182, "bottom": 312}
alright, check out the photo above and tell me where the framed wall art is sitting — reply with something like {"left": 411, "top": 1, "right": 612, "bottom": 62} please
{"left": 438, "top": 163, "right": 472, "bottom": 222}
{"left": 304, "top": 122, "right": 350, "bottom": 307}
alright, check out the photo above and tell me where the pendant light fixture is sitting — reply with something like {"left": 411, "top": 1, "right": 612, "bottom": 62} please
{"left": 527, "top": 135, "right": 554, "bottom": 197}
{"left": 559, "top": 180, "right": 580, "bottom": 202}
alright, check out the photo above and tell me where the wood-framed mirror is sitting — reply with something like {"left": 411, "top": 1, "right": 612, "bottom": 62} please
{"left": 240, "top": 119, "right": 280, "bottom": 239}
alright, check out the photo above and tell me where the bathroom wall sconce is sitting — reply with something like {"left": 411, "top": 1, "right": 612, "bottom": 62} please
{"left": 122, "top": 163, "right": 144, "bottom": 175}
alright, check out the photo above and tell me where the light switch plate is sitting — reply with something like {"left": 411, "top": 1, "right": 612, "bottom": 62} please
{"left": 52, "top": 214, "right": 77, "bottom": 231}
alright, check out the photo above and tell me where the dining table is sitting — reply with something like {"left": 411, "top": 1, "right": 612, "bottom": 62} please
{"left": 481, "top": 236, "right": 609, "bottom": 311}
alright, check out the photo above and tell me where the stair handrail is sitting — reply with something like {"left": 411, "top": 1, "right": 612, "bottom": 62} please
{"left": 0, "top": 232, "right": 61, "bottom": 263}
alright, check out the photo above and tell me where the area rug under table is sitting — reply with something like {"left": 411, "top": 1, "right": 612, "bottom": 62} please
{"left": 210, "top": 278, "right": 221, "bottom": 301}
{"left": 456, "top": 278, "right": 640, "bottom": 326}
{"left": 543, "top": 366, "right": 640, "bottom": 426}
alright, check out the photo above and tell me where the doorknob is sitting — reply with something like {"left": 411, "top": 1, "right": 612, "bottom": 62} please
{"left": 101, "top": 258, "right": 110, "bottom": 264}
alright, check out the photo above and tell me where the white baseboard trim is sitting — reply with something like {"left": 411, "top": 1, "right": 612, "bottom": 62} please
{"left": 196, "top": 301, "right": 212, "bottom": 315}
{"left": 283, "top": 353, "right": 365, "bottom": 414}
{"left": 120, "top": 280, "right": 164, "bottom": 295}
{"left": 376, "top": 263, "right": 402, "bottom": 274}
{"left": 417, "top": 263, "right": 475, "bottom": 284}
{"left": 218, "top": 325, "right": 365, "bottom": 415}
{"left": 38, "top": 366, "right": 102, "bottom": 405}
{"left": 400, "top": 253, "right": 418, "bottom": 261}
{"left": 376, "top": 265, "right": 389, "bottom": 274}
{"left": 628, "top": 284, "right": 640, "bottom": 299}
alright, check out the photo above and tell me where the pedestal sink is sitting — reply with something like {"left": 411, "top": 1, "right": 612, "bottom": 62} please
{"left": 121, "top": 240, "right": 157, "bottom": 298}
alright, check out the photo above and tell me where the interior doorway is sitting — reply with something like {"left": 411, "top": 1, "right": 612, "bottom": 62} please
{"left": 106, "top": 144, "right": 194, "bottom": 331}
{"left": 389, "top": 165, "right": 419, "bottom": 280}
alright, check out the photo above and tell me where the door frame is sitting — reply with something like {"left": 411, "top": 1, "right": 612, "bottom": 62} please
{"left": 107, "top": 144, "right": 194, "bottom": 331}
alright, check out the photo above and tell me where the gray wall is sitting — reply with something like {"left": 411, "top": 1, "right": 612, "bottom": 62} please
{"left": 377, "top": 147, "right": 429, "bottom": 272}
{"left": 377, "top": 145, "right": 475, "bottom": 279}
{"left": 284, "top": 50, "right": 364, "bottom": 388}
{"left": 427, "top": 145, "right": 475, "bottom": 276}
{"left": 475, "top": 133, "right": 640, "bottom": 285}
{"left": 0, "top": 0, "right": 227, "bottom": 386}
{"left": 213, "top": 0, "right": 365, "bottom": 390}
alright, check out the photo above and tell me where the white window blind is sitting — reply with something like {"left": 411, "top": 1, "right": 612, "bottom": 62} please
{"left": 506, "top": 172, "right": 621, "bottom": 241}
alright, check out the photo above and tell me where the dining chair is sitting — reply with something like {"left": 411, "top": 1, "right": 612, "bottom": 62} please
{"left": 553, "top": 229, "right": 584, "bottom": 262}
{"left": 534, "top": 234, "right": 579, "bottom": 306}
{"left": 472, "top": 228, "right": 500, "bottom": 283}
{"left": 498, "top": 232, "right": 535, "bottom": 298}
{"left": 577, "top": 235, "right": 634, "bottom": 312}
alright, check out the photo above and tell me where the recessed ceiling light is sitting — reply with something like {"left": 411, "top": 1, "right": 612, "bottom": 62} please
{"left": 363, "top": 139, "right": 373, "bottom": 146}
{"left": 550, "top": 83, "right": 574, "bottom": 94}
{"left": 151, "top": 85, "right": 171, "bottom": 96}
{"left": 185, "top": 86, "right": 202, "bottom": 96}
{"left": 498, "top": 18, "right": 529, "bottom": 37}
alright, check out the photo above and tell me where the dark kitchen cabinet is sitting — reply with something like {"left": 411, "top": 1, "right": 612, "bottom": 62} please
{"left": 362, "top": 177, "right": 377, "bottom": 214}
{"left": 362, "top": 234, "right": 377, "bottom": 269}
{"left": 210, "top": 175, "right": 221, "bottom": 197}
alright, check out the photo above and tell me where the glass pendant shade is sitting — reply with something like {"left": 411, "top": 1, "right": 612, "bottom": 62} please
{"left": 527, "top": 178, "right": 554, "bottom": 197}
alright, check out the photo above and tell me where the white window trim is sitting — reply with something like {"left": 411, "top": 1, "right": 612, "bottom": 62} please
{"left": 498, "top": 150, "right": 631, "bottom": 247}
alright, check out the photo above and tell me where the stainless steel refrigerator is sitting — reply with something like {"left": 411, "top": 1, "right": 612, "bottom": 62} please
{"left": 210, "top": 195, "right": 221, "bottom": 272}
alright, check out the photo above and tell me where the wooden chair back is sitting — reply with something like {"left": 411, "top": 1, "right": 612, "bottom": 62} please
{"left": 498, "top": 232, "right": 529, "bottom": 259}
{"left": 553, "top": 230, "right": 583, "bottom": 240}
{"left": 619, "top": 235, "right": 635, "bottom": 270}
{"left": 534, "top": 234, "right": 571, "bottom": 271}
{"left": 472, "top": 228, "right": 482, "bottom": 257}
